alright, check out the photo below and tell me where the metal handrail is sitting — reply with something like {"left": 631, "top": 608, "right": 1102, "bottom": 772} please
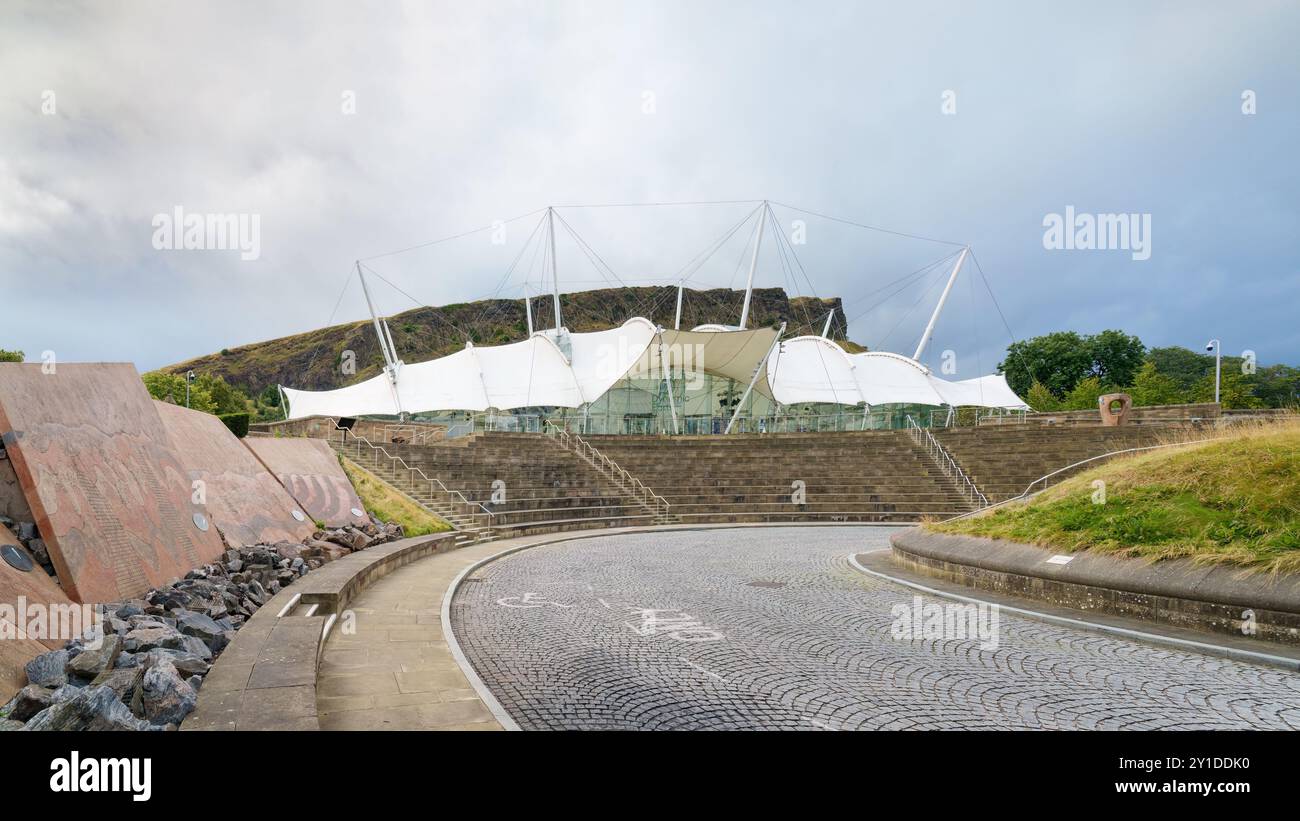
{"left": 329, "top": 423, "right": 494, "bottom": 518}
{"left": 543, "top": 421, "right": 671, "bottom": 515}
{"left": 936, "top": 434, "right": 1230, "bottom": 523}
{"left": 905, "top": 415, "right": 989, "bottom": 508}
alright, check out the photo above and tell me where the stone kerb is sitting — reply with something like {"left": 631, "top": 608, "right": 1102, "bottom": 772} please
{"left": 891, "top": 529, "right": 1300, "bottom": 647}
{"left": 183, "top": 532, "right": 457, "bottom": 731}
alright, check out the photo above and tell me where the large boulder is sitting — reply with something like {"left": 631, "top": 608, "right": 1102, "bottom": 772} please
{"left": 123, "top": 625, "right": 179, "bottom": 653}
{"left": 158, "top": 633, "right": 213, "bottom": 661}
{"left": 66, "top": 634, "right": 123, "bottom": 680}
{"left": 141, "top": 649, "right": 210, "bottom": 679}
{"left": 24, "top": 649, "right": 69, "bottom": 688}
{"left": 21, "top": 685, "right": 152, "bottom": 731}
{"left": 176, "top": 611, "right": 227, "bottom": 652}
{"left": 140, "top": 660, "right": 197, "bottom": 725}
{"left": 1, "top": 685, "right": 55, "bottom": 722}
{"left": 91, "top": 666, "right": 145, "bottom": 704}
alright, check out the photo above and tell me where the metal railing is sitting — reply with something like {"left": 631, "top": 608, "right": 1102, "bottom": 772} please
{"left": 543, "top": 420, "right": 671, "bottom": 516}
{"left": 936, "top": 435, "right": 1230, "bottom": 523}
{"left": 904, "top": 415, "right": 989, "bottom": 508}
{"left": 381, "top": 423, "right": 447, "bottom": 445}
{"left": 329, "top": 423, "right": 494, "bottom": 519}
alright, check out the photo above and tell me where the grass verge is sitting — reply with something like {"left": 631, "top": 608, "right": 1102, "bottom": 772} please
{"left": 340, "top": 456, "right": 452, "bottom": 537}
{"left": 929, "top": 420, "right": 1300, "bottom": 573}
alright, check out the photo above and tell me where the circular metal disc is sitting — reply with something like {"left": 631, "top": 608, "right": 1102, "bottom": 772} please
{"left": 351, "top": 507, "right": 365, "bottom": 518}
{"left": 193, "top": 512, "right": 209, "bottom": 532}
{"left": 291, "top": 509, "right": 306, "bottom": 522}
{"left": 1, "top": 544, "right": 33, "bottom": 573}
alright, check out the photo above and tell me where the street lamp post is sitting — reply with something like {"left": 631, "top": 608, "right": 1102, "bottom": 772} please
{"left": 1205, "top": 339, "right": 1221, "bottom": 405}
{"left": 186, "top": 370, "right": 195, "bottom": 408}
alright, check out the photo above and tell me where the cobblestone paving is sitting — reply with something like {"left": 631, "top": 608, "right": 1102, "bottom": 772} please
{"left": 450, "top": 527, "right": 1300, "bottom": 730}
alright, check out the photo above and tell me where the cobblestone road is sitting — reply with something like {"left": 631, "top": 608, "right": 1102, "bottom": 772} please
{"left": 449, "top": 527, "right": 1300, "bottom": 730}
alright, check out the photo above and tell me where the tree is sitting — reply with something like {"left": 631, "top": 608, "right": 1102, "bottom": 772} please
{"left": 1251, "top": 364, "right": 1300, "bottom": 408}
{"left": 1128, "top": 361, "right": 1187, "bottom": 406}
{"left": 193, "top": 373, "right": 247, "bottom": 415}
{"left": 1000, "top": 332, "right": 1094, "bottom": 398}
{"left": 0, "top": 349, "right": 23, "bottom": 363}
{"left": 142, "top": 371, "right": 217, "bottom": 413}
{"left": 1087, "top": 329, "right": 1145, "bottom": 389}
{"left": 1193, "top": 370, "right": 1264, "bottom": 409}
{"left": 1025, "top": 380, "right": 1063, "bottom": 412}
{"left": 999, "top": 329, "right": 1144, "bottom": 398}
{"left": 1145, "top": 346, "right": 1213, "bottom": 394}
{"left": 1062, "top": 376, "right": 1105, "bottom": 410}
{"left": 140, "top": 371, "right": 249, "bottom": 416}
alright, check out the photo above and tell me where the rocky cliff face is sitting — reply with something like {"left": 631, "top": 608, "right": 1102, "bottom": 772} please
{"left": 162, "top": 286, "right": 856, "bottom": 395}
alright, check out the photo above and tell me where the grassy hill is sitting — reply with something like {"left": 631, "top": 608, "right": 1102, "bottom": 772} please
{"left": 162, "top": 285, "right": 858, "bottom": 398}
{"left": 930, "top": 421, "right": 1300, "bottom": 573}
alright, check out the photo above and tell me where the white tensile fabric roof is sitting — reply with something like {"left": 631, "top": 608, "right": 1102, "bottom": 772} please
{"left": 764, "top": 336, "right": 1026, "bottom": 409}
{"left": 281, "top": 319, "right": 1025, "bottom": 419}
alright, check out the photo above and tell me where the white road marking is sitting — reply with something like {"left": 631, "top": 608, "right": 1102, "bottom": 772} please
{"left": 680, "top": 657, "right": 725, "bottom": 682}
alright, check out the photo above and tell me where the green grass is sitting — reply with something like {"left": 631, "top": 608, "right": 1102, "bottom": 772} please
{"left": 340, "top": 457, "right": 452, "bottom": 537}
{"left": 930, "top": 421, "right": 1300, "bottom": 573}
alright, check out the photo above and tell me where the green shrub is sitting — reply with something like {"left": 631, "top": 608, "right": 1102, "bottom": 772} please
{"left": 219, "top": 412, "right": 250, "bottom": 438}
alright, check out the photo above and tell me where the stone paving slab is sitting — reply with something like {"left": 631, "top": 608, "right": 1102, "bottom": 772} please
{"left": 155, "top": 401, "right": 316, "bottom": 547}
{"left": 0, "top": 363, "right": 225, "bottom": 602}
{"left": 244, "top": 437, "right": 367, "bottom": 528}
{"left": 316, "top": 539, "right": 506, "bottom": 730}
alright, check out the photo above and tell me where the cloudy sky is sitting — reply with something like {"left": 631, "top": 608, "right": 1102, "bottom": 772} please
{"left": 2, "top": 0, "right": 1297, "bottom": 380}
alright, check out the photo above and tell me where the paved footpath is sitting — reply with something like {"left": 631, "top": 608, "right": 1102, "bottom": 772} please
{"left": 316, "top": 540, "right": 505, "bottom": 730}
{"left": 449, "top": 526, "right": 1300, "bottom": 730}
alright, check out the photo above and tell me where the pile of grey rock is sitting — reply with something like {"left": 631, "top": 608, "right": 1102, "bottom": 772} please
{"left": 0, "top": 518, "right": 403, "bottom": 731}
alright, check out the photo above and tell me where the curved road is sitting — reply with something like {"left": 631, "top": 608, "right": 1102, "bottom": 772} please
{"left": 449, "top": 527, "right": 1300, "bottom": 730}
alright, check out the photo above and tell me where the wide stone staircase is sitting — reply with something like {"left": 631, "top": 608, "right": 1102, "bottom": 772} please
{"left": 583, "top": 431, "right": 977, "bottom": 523}
{"left": 332, "top": 431, "right": 661, "bottom": 545}
{"left": 329, "top": 422, "right": 1198, "bottom": 543}
{"left": 934, "top": 424, "right": 1180, "bottom": 502}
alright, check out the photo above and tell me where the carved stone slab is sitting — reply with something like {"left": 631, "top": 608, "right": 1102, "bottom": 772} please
{"left": 155, "top": 402, "right": 316, "bottom": 548}
{"left": 0, "top": 363, "right": 225, "bottom": 602}
{"left": 243, "top": 437, "right": 367, "bottom": 528}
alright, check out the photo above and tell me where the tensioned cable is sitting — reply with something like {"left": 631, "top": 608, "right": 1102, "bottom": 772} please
{"left": 465, "top": 212, "right": 551, "bottom": 335}
{"left": 301, "top": 266, "right": 359, "bottom": 381}
{"left": 607, "top": 202, "right": 765, "bottom": 328}
{"left": 768, "top": 201, "right": 967, "bottom": 248}
{"left": 968, "top": 249, "right": 1018, "bottom": 345}
{"left": 765, "top": 203, "right": 847, "bottom": 405}
{"left": 875, "top": 264, "right": 951, "bottom": 353}
{"left": 835, "top": 249, "right": 964, "bottom": 317}
{"left": 968, "top": 247, "right": 1025, "bottom": 389}
{"left": 836, "top": 253, "right": 961, "bottom": 332}
{"left": 552, "top": 198, "right": 763, "bottom": 209}
{"left": 361, "top": 263, "right": 470, "bottom": 343}
{"left": 359, "top": 207, "right": 547, "bottom": 262}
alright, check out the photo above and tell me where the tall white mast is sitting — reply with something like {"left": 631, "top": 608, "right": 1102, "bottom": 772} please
{"left": 821, "top": 309, "right": 835, "bottom": 339}
{"left": 547, "top": 207, "right": 562, "bottom": 330}
{"left": 725, "top": 321, "right": 785, "bottom": 434}
{"left": 738, "top": 202, "right": 767, "bottom": 330}
{"left": 382, "top": 319, "right": 400, "bottom": 366}
{"left": 356, "top": 261, "right": 403, "bottom": 415}
{"left": 674, "top": 283, "right": 684, "bottom": 330}
{"left": 524, "top": 288, "right": 534, "bottom": 335}
{"left": 912, "top": 246, "right": 969, "bottom": 361}
{"left": 357, "top": 262, "right": 395, "bottom": 372}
